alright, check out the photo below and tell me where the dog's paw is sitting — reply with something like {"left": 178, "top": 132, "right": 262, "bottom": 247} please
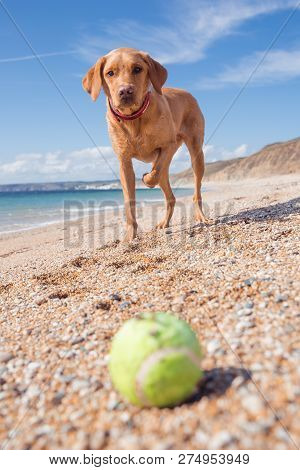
{"left": 142, "top": 171, "right": 159, "bottom": 188}
{"left": 156, "top": 220, "right": 169, "bottom": 229}
{"left": 123, "top": 225, "right": 138, "bottom": 243}
{"left": 194, "top": 214, "right": 212, "bottom": 225}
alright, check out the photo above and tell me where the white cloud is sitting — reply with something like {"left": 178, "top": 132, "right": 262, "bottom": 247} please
{"left": 77, "top": 0, "right": 299, "bottom": 65}
{"left": 232, "top": 144, "right": 248, "bottom": 158}
{"left": 0, "top": 50, "right": 75, "bottom": 64}
{"left": 203, "top": 143, "right": 248, "bottom": 162}
{"left": 0, "top": 143, "right": 248, "bottom": 184}
{"left": 200, "top": 48, "right": 300, "bottom": 88}
{"left": 0, "top": 147, "right": 118, "bottom": 184}
{"left": 170, "top": 142, "right": 248, "bottom": 174}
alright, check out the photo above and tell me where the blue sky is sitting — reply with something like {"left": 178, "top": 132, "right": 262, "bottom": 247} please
{"left": 0, "top": 0, "right": 299, "bottom": 183}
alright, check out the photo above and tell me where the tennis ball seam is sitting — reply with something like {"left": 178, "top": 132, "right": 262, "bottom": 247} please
{"left": 135, "top": 346, "right": 202, "bottom": 406}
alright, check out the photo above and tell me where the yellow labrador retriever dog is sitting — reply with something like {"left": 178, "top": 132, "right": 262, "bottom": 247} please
{"left": 83, "top": 47, "right": 208, "bottom": 241}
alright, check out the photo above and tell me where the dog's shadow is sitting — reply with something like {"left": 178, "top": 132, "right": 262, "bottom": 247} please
{"left": 217, "top": 196, "right": 300, "bottom": 225}
{"left": 186, "top": 366, "right": 251, "bottom": 404}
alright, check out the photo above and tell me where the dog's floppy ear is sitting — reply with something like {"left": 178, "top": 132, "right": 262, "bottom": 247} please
{"left": 82, "top": 57, "right": 105, "bottom": 101}
{"left": 140, "top": 52, "right": 167, "bottom": 95}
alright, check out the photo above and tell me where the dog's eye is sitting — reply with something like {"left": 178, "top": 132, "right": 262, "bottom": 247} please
{"left": 133, "top": 66, "right": 142, "bottom": 74}
{"left": 107, "top": 70, "right": 114, "bottom": 77}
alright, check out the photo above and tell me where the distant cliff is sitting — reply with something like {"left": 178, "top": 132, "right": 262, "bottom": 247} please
{"left": 171, "top": 137, "right": 300, "bottom": 186}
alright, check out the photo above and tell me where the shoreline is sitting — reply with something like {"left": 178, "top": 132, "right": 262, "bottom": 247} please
{"left": 0, "top": 187, "right": 195, "bottom": 236}
{"left": 1, "top": 175, "right": 299, "bottom": 279}
{"left": 2, "top": 171, "right": 298, "bottom": 241}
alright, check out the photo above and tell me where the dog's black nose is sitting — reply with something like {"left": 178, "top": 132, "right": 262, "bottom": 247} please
{"left": 119, "top": 86, "right": 134, "bottom": 97}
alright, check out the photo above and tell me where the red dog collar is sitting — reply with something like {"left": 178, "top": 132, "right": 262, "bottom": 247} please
{"left": 109, "top": 92, "right": 151, "bottom": 122}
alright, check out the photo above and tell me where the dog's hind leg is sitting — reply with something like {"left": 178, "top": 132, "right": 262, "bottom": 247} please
{"left": 156, "top": 172, "right": 176, "bottom": 229}
{"left": 184, "top": 135, "right": 210, "bottom": 224}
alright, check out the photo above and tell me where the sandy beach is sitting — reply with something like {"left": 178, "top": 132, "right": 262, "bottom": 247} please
{"left": 0, "top": 173, "right": 299, "bottom": 449}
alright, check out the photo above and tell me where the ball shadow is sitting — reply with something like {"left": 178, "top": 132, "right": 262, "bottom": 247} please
{"left": 186, "top": 366, "right": 251, "bottom": 405}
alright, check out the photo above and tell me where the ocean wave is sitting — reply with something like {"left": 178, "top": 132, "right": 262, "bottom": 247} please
{"left": 0, "top": 205, "right": 126, "bottom": 234}
{"left": 0, "top": 189, "right": 193, "bottom": 235}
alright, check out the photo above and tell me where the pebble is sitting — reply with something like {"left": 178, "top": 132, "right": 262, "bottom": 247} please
{"left": 0, "top": 366, "right": 8, "bottom": 376}
{"left": 35, "top": 425, "right": 53, "bottom": 437}
{"left": 52, "top": 392, "right": 65, "bottom": 405}
{"left": 109, "top": 293, "right": 121, "bottom": 301}
{"left": 73, "top": 431, "right": 89, "bottom": 450}
{"left": 231, "top": 340, "right": 241, "bottom": 350}
{"left": 236, "top": 319, "right": 255, "bottom": 330}
{"left": 236, "top": 308, "right": 253, "bottom": 317}
{"left": 258, "top": 301, "right": 267, "bottom": 309}
{"left": 292, "top": 349, "right": 300, "bottom": 359}
{"left": 71, "top": 336, "right": 84, "bottom": 345}
{"left": 57, "top": 374, "right": 75, "bottom": 384}
{"left": 26, "top": 385, "right": 41, "bottom": 399}
{"left": 88, "top": 430, "right": 106, "bottom": 449}
{"left": 71, "top": 379, "right": 90, "bottom": 392}
{"left": 119, "top": 301, "right": 131, "bottom": 310}
{"left": 173, "top": 295, "right": 186, "bottom": 303}
{"left": 95, "top": 301, "right": 110, "bottom": 310}
{"left": 283, "top": 324, "right": 295, "bottom": 334}
{"left": 275, "top": 294, "right": 288, "bottom": 303}
{"left": 120, "top": 412, "right": 131, "bottom": 423}
{"left": 232, "top": 376, "right": 246, "bottom": 389}
{"left": 70, "top": 410, "right": 85, "bottom": 421}
{"left": 241, "top": 394, "right": 264, "bottom": 414}
{"left": 195, "top": 430, "right": 208, "bottom": 446}
{"left": 59, "top": 350, "right": 76, "bottom": 359}
{"left": 142, "top": 303, "right": 154, "bottom": 308}
{"left": 209, "top": 431, "right": 235, "bottom": 449}
{"left": 35, "top": 296, "right": 47, "bottom": 306}
{"left": 172, "top": 304, "right": 183, "bottom": 313}
{"left": 0, "top": 391, "right": 10, "bottom": 401}
{"left": 206, "top": 339, "right": 221, "bottom": 354}
{"left": 252, "top": 363, "right": 264, "bottom": 372}
{"left": 240, "top": 420, "right": 270, "bottom": 434}
{"left": 27, "top": 362, "right": 41, "bottom": 372}
{"left": 275, "top": 427, "right": 292, "bottom": 444}
{"left": 0, "top": 353, "right": 14, "bottom": 363}
{"left": 107, "top": 399, "right": 120, "bottom": 411}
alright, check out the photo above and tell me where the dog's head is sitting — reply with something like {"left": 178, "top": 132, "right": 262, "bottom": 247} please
{"left": 82, "top": 48, "right": 167, "bottom": 114}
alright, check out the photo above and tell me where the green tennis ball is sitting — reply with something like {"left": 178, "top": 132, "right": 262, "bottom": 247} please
{"left": 109, "top": 312, "right": 203, "bottom": 408}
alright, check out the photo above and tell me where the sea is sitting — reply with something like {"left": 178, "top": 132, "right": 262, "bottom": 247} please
{"left": 0, "top": 188, "right": 193, "bottom": 234}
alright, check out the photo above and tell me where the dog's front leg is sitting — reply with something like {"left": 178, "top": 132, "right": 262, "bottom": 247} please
{"left": 119, "top": 159, "right": 137, "bottom": 242}
{"left": 142, "top": 144, "right": 178, "bottom": 188}
{"left": 142, "top": 148, "right": 162, "bottom": 188}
